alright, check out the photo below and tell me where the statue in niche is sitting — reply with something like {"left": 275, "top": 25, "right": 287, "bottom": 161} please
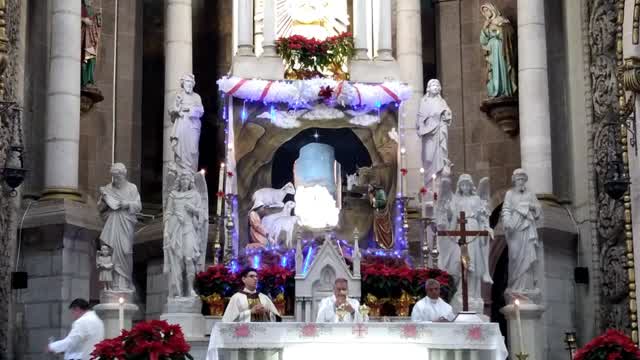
{"left": 81, "top": 0, "right": 102, "bottom": 88}
{"left": 168, "top": 74, "right": 204, "bottom": 172}
{"left": 417, "top": 79, "right": 452, "bottom": 186}
{"left": 368, "top": 185, "right": 393, "bottom": 249}
{"left": 501, "top": 169, "right": 542, "bottom": 300}
{"left": 480, "top": 3, "right": 517, "bottom": 98}
{"left": 437, "top": 174, "right": 492, "bottom": 311}
{"left": 98, "top": 163, "right": 142, "bottom": 292}
{"left": 164, "top": 171, "right": 209, "bottom": 298}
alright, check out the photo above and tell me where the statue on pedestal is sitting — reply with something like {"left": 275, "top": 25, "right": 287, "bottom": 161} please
{"left": 437, "top": 174, "right": 493, "bottom": 310}
{"left": 168, "top": 74, "right": 204, "bottom": 172}
{"left": 98, "top": 163, "right": 141, "bottom": 292}
{"left": 480, "top": 3, "right": 517, "bottom": 98}
{"left": 81, "top": 0, "right": 102, "bottom": 88}
{"left": 417, "top": 79, "right": 452, "bottom": 186}
{"left": 164, "top": 171, "right": 209, "bottom": 298}
{"left": 96, "top": 245, "right": 114, "bottom": 291}
{"left": 501, "top": 169, "right": 542, "bottom": 299}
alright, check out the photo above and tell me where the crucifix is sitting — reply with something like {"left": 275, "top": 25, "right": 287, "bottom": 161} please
{"left": 436, "top": 211, "right": 489, "bottom": 312}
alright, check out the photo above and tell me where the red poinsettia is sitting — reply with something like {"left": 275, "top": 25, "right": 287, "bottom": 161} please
{"left": 420, "top": 187, "right": 428, "bottom": 194}
{"left": 216, "top": 191, "right": 225, "bottom": 198}
{"left": 91, "top": 320, "right": 192, "bottom": 360}
{"left": 258, "top": 265, "right": 295, "bottom": 298}
{"left": 194, "top": 264, "right": 237, "bottom": 297}
{"left": 574, "top": 329, "right": 640, "bottom": 360}
{"left": 400, "top": 168, "right": 408, "bottom": 176}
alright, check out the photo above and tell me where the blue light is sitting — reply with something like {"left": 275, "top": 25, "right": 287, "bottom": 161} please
{"left": 375, "top": 100, "right": 381, "bottom": 109}
{"left": 253, "top": 255, "right": 260, "bottom": 269}
{"left": 230, "top": 260, "right": 239, "bottom": 273}
{"left": 281, "top": 256, "right": 288, "bottom": 268}
{"left": 302, "top": 246, "right": 314, "bottom": 274}
{"left": 270, "top": 105, "right": 276, "bottom": 122}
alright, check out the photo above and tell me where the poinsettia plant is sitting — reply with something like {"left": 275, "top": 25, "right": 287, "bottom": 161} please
{"left": 194, "top": 264, "right": 237, "bottom": 298}
{"left": 574, "top": 329, "right": 640, "bottom": 360}
{"left": 275, "top": 32, "right": 355, "bottom": 80}
{"left": 91, "top": 320, "right": 192, "bottom": 360}
{"left": 257, "top": 264, "right": 295, "bottom": 299}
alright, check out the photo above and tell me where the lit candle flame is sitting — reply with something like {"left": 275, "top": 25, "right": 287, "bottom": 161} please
{"left": 118, "top": 297, "right": 125, "bottom": 305}
{"left": 400, "top": 147, "right": 406, "bottom": 154}
{"left": 419, "top": 168, "right": 424, "bottom": 174}
{"left": 220, "top": 162, "right": 225, "bottom": 168}
{"left": 514, "top": 299, "right": 520, "bottom": 306}
{"left": 199, "top": 169, "right": 206, "bottom": 175}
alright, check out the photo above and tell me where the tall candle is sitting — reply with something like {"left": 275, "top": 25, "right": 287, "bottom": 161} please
{"left": 217, "top": 163, "right": 225, "bottom": 216}
{"left": 118, "top": 297, "right": 125, "bottom": 331}
{"left": 400, "top": 147, "right": 406, "bottom": 196}
{"left": 514, "top": 299, "right": 525, "bottom": 353}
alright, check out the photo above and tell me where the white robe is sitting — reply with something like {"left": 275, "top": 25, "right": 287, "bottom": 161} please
{"left": 48, "top": 311, "right": 105, "bottom": 360}
{"left": 316, "top": 295, "right": 364, "bottom": 323}
{"left": 222, "top": 290, "right": 280, "bottom": 323}
{"left": 411, "top": 297, "right": 455, "bottom": 322}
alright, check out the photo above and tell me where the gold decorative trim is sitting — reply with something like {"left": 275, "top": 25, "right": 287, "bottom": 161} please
{"left": 40, "top": 187, "right": 83, "bottom": 202}
{"left": 617, "top": 0, "right": 638, "bottom": 343}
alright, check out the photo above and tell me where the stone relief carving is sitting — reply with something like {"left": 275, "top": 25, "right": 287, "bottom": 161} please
{"left": 588, "top": 0, "right": 630, "bottom": 332}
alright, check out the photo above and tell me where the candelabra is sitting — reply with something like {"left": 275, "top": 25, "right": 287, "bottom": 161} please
{"left": 212, "top": 215, "right": 223, "bottom": 265}
{"left": 420, "top": 217, "right": 432, "bottom": 268}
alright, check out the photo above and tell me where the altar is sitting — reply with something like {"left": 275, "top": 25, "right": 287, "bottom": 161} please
{"left": 205, "top": 322, "right": 508, "bottom": 360}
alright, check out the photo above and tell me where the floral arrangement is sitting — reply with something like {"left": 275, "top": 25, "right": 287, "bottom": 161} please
{"left": 193, "top": 264, "right": 236, "bottom": 298}
{"left": 91, "top": 320, "right": 192, "bottom": 360}
{"left": 361, "top": 263, "right": 455, "bottom": 302}
{"left": 275, "top": 32, "right": 355, "bottom": 80}
{"left": 257, "top": 265, "right": 295, "bottom": 300}
{"left": 574, "top": 329, "right": 640, "bottom": 360}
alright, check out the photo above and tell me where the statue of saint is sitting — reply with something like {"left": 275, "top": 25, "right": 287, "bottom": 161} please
{"left": 480, "top": 3, "right": 517, "bottom": 98}
{"left": 438, "top": 174, "right": 493, "bottom": 310}
{"left": 168, "top": 74, "right": 204, "bottom": 172}
{"left": 164, "top": 171, "right": 208, "bottom": 298}
{"left": 81, "top": 0, "right": 102, "bottom": 88}
{"left": 501, "top": 169, "right": 542, "bottom": 297}
{"left": 98, "top": 163, "right": 141, "bottom": 292}
{"left": 368, "top": 185, "right": 393, "bottom": 249}
{"left": 417, "top": 79, "right": 452, "bottom": 186}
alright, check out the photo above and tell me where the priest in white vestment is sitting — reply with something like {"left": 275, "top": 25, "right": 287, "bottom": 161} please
{"left": 222, "top": 267, "right": 280, "bottom": 322}
{"left": 316, "top": 278, "right": 364, "bottom": 323}
{"left": 411, "top": 279, "right": 455, "bottom": 322}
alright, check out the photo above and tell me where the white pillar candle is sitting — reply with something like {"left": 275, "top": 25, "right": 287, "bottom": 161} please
{"left": 118, "top": 297, "right": 125, "bottom": 331}
{"left": 514, "top": 299, "right": 525, "bottom": 353}
{"left": 217, "top": 163, "right": 225, "bottom": 216}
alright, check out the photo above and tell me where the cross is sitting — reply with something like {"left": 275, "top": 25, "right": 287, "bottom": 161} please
{"left": 352, "top": 324, "right": 368, "bottom": 337}
{"left": 436, "top": 211, "right": 489, "bottom": 312}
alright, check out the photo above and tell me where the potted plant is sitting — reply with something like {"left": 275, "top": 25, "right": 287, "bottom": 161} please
{"left": 574, "top": 329, "right": 640, "bottom": 360}
{"left": 257, "top": 265, "right": 294, "bottom": 315}
{"left": 91, "top": 320, "right": 193, "bottom": 360}
{"left": 194, "top": 264, "right": 236, "bottom": 316}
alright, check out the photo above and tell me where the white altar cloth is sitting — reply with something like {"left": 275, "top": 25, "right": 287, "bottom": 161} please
{"left": 205, "top": 322, "right": 508, "bottom": 360}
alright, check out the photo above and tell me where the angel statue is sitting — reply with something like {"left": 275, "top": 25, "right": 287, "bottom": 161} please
{"left": 163, "top": 170, "right": 209, "bottom": 298}
{"left": 436, "top": 174, "right": 493, "bottom": 312}
{"left": 168, "top": 74, "right": 204, "bottom": 172}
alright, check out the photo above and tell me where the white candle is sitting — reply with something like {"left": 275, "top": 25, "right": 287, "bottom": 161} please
{"left": 400, "top": 147, "right": 406, "bottom": 196}
{"left": 217, "top": 163, "right": 225, "bottom": 216}
{"left": 118, "top": 297, "right": 125, "bottom": 331}
{"left": 514, "top": 299, "right": 525, "bottom": 353}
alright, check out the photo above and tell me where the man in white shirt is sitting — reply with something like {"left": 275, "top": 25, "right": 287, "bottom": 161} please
{"left": 411, "top": 279, "right": 456, "bottom": 322}
{"left": 316, "top": 278, "right": 364, "bottom": 323}
{"left": 222, "top": 267, "right": 280, "bottom": 322}
{"left": 47, "top": 298, "right": 105, "bottom": 360}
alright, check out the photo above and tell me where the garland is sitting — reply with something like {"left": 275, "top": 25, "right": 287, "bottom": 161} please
{"left": 217, "top": 76, "right": 411, "bottom": 111}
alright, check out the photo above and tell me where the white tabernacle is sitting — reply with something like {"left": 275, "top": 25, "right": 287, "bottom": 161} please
{"left": 206, "top": 322, "right": 507, "bottom": 360}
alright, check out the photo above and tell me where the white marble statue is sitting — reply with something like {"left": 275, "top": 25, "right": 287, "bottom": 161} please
{"left": 437, "top": 174, "right": 493, "bottom": 311}
{"left": 417, "top": 79, "right": 452, "bottom": 186}
{"left": 262, "top": 201, "right": 296, "bottom": 238}
{"left": 164, "top": 171, "right": 209, "bottom": 298}
{"left": 96, "top": 245, "right": 114, "bottom": 291}
{"left": 501, "top": 168, "right": 542, "bottom": 297}
{"left": 98, "top": 163, "right": 141, "bottom": 292}
{"left": 251, "top": 182, "right": 296, "bottom": 210}
{"left": 168, "top": 74, "right": 204, "bottom": 172}
{"left": 269, "top": 215, "right": 300, "bottom": 248}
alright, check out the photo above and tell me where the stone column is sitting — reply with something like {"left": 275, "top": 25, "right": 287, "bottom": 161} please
{"left": 237, "top": 0, "right": 254, "bottom": 56}
{"left": 376, "top": 0, "right": 393, "bottom": 61}
{"left": 163, "top": 0, "right": 192, "bottom": 173}
{"left": 261, "top": 0, "right": 276, "bottom": 57}
{"left": 42, "top": 0, "right": 82, "bottom": 200}
{"left": 353, "top": 0, "right": 369, "bottom": 60}
{"left": 517, "top": 0, "right": 553, "bottom": 194}
{"left": 396, "top": 0, "right": 423, "bottom": 196}
{"left": 501, "top": 303, "right": 546, "bottom": 360}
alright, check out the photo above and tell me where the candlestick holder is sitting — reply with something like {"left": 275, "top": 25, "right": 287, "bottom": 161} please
{"left": 420, "top": 217, "right": 433, "bottom": 268}
{"left": 430, "top": 222, "right": 440, "bottom": 269}
{"left": 515, "top": 352, "right": 529, "bottom": 360}
{"left": 223, "top": 215, "right": 235, "bottom": 265}
{"left": 212, "top": 215, "right": 223, "bottom": 265}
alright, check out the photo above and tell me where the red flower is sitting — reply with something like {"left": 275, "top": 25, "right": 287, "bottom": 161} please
{"left": 420, "top": 187, "right": 427, "bottom": 194}
{"left": 574, "top": 329, "right": 640, "bottom": 360}
{"left": 227, "top": 171, "right": 234, "bottom": 178}
{"left": 216, "top": 191, "right": 225, "bottom": 198}
{"left": 400, "top": 168, "right": 408, "bottom": 176}
{"left": 318, "top": 85, "right": 333, "bottom": 99}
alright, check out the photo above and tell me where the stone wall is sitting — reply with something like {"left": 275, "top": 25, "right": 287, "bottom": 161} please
{"left": 145, "top": 259, "right": 168, "bottom": 320}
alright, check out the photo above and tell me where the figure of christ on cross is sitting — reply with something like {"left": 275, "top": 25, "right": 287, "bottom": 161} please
{"left": 436, "top": 211, "right": 489, "bottom": 312}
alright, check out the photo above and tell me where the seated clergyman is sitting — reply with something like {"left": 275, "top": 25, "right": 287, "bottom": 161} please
{"left": 316, "top": 278, "right": 364, "bottom": 323}
{"left": 411, "top": 279, "right": 456, "bottom": 322}
{"left": 222, "top": 267, "right": 280, "bottom": 322}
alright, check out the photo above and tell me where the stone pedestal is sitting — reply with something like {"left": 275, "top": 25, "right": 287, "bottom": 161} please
{"left": 94, "top": 302, "right": 139, "bottom": 339}
{"left": 480, "top": 96, "right": 519, "bottom": 136}
{"left": 349, "top": 60, "right": 400, "bottom": 83}
{"left": 160, "top": 296, "right": 206, "bottom": 339}
{"left": 501, "top": 303, "right": 545, "bottom": 360}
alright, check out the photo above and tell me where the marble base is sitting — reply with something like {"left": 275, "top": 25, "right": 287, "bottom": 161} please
{"left": 501, "top": 303, "right": 545, "bottom": 360}
{"left": 161, "top": 296, "right": 206, "bottom": 339}
{"left": 349, "top": 59, "right": 400, "bottom": 82}
{"left": 94, "top": 302, "right": 139, "bottom": 339}
{"left": 231, "top": 55, "right": 284, "bottom": 80}
{"left": 100, "top": 289, "right": 135, "bottom": 304}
